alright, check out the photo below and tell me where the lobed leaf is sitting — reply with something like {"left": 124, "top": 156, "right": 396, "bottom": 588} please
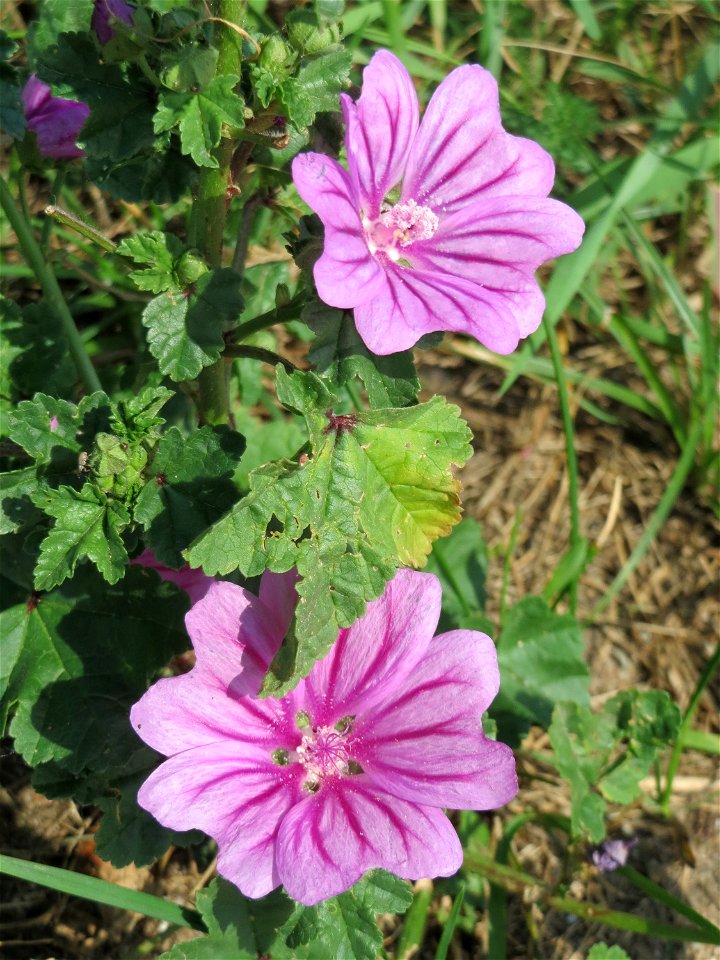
{"left": 3, "top": 567, "right": 189, "bottom": 773}
{"left": 135, "top": 424, "right": 246, "bottom": 568}
{"left": 142, "top": 269, "right": 243, "bottom": 381}
{"left": 31, "top": 482, "right": 130, "bottom": 590}
{"left": 154, "top": 75, "right": 246, "bottom": 168}
{"left": 186, "top": 368, "right": 472, "bottom": 694}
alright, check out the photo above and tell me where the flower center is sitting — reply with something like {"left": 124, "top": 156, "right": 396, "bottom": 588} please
{"left": 297, "top": 725, "right": 351, "bottom": 782}
{"left": 364, "top": 199, "right": 439, "bottom": 262}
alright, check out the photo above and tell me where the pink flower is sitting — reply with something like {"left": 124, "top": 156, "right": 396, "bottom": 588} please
{"left": 292, "top": 50, "right": 585, "bottom": 356}
{"left": 131, "top": 548, "right": 213, "bottom": 604}
{"left": 92, "top": 0, "right": 135, "bottom": 45}
{"left": 131, "top": 569, "right": 517, "bottom": 905}
{"left": 23, "top": 75, "right": 90, "bottom": 160}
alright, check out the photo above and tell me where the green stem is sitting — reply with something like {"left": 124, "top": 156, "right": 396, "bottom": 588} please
{"left": 543, "top": 314, "right": 581, "bottom": 614}
{"left": 224, "top": 343, "right": 296, "bottom": 372}
{"left": 229, "top": 292, "right": 305, "bottom": 342}
{"left": 192, "top": 0, "right": 245, "bottom": 425}
{"left": 590, "top": 413, "right": 703, "bottom": 619}
{"left": 0, "top": 854, "right": 205, "bottom": 932}
{"left": 618, "top": 865, "right": 719, "bottom": 935}
{"left": 660, "top": 641, "right": 720, "bottom": 813}
{"left": 44, "top": 204, "right": 117, "bottom": 253}
{"left": 0, "top": 175, "right": 102, "bottom": 394}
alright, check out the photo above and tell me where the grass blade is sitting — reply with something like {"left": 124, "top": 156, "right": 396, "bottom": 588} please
{"left": 0, "top": 854, "right": 205, "bottom": 932}
{"left": 434, "top": 883, "right": 465, "bottom": 960}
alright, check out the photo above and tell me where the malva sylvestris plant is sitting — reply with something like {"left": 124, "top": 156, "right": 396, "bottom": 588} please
{"left": 6, "top": 6, "right": 708, "bottom": 956}
{"left": 293, "top": 50, "right": 585, "bottom": 355}
{"left": 131, "top": 569, "right": 517, "bottom": 905}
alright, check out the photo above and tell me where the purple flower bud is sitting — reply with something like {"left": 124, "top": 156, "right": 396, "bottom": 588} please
{"left": 591, "top": 838, "right": 638, "bottom": 872}
{"left": 92, "top": 0, "right": 135, "bottom": 45}
{"left": 22, "top": 75, "right": 90, "bottom": 160}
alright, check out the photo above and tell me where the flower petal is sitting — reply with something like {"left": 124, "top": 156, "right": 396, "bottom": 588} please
{"left": 408, "top": 196, "right": 585, "bottom": 337}
{"left": 353, "top": 264, "right": 520, "bottom": 355}
{"left": 342, "top": 49, "right": 419, "bottom": 217}
{"left": 258, "top": 569, "right": 299, "bottom": 640}
{"left": 137, "top": 741, "right": 302, "bottom": 899}
{"left": 292, "top": 151, "right": 384, "bottom": 308}
{"left": 130, "top": 669, "right": 295, "bottom": 756}
{"left": 276, "top": 779, "right": 462, "bottom": 905}
{"left": 184, "top": 580, "right": 284, "bottom": 694}
{"left": 296, "top": 569, "right": 441, "bottom": 725}
{"left": 354, "top": 630, "right": 518, "bottom": 810}
{"left": 402, "top": 64, "right": 554, "bottom": 213}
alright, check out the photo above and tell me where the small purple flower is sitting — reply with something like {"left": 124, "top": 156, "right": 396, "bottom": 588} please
{"left": 131, "top": 569, "right": 517, "bottom": 905}
{"left": 92, "top": 0, "right": 135, "bottom": 45}
{"left": 591, "top": 838, "right": 638, "bottom": 872}
{"left": 22, "top": 75, "right": 90, "bottom": 160}
{"left": 49, "top": 416, "right": 59, "bottom": 432}
{"left": 131, "top": 548, "right": 213, "bottom": 604}
{"left": 292, "top": 50, "right": 585, "bottom": 356}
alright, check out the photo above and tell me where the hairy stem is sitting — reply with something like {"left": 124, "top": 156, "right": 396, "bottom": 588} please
{"left": 0, "top": 175, "right": 102, "bottom": 394}
{"left": 192, "top": 0, "right": 245, "bottom": 425}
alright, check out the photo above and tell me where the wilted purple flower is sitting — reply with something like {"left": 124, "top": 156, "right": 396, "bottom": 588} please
{"left": 292, "top": 50, "right": 585, "bottom": 356}
{"left": 131, "top": 569, "right": 517, "bottom": 905}
{"left": 92, "top": 0, "right": 134, "bottom": 45}
{"left": 131, "top": 548, "right": 213, "bottom": 604}
{"left": 591, "top": 838, "right": 638, "bottom": 872}
{"left": 22, "top": 75, "right": 89, "bottom": 160}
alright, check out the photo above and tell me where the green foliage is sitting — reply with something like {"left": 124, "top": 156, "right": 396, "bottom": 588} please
{"left": 135, "top": 424, "right": 246, "bottom": 567}
{"left": 162, "top": 871, "right": 410, "bottom": 960}
{"left": 279, "top": 47, "right": 353, "bottom": 129}
{"left": 303, "top": 299, "right": 420, "bottom": 408}
{"left": 283, "top": 870, "right": 412, "bottom": 960}
{"left": 0, "top": 32, "right": 25, "bottom": 140}
{"left": 141, "top": 268, "right": 243, "bottom": 381}
{"left": 117, "top": 230, "right": 187, "bottom": 293}
{"left": 425, "top": 518, "right": 489, "bottom": 632}
{"left": 160, "top": 879, "right": 294, "bottom": 959}
{"left": 586, "top": 945, "right": 632, "bottom": 960}
{"left": 187, "top": 367, "right": 472, "bottom": 694}
{"left": 35, "top": 33, "right": 156, "bottom": 161}
{"left": 492, "top": 597, "right": 590, "bottom": 746}
{"left": 31, "top": 482, "right": 130, "bottom": 589}
{"left": 154, "top": 75, "right": 246, "bottom": 168}
{"left": 0, "top": 300, "right": 75, "bottom": 407}
{"left": 2, "top": 566, "right": 188, "bottom": 771}
{"left": 549, "top": 691, "right": 682, "bottom": 842}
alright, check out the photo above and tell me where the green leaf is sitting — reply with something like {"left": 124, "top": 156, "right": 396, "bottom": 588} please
{"left": 186, "top": 369, "right": 472, "bottom": 693}
{"left": 161, "top": 879, "right": 294, "bottom": 959}
{"left": 549, "top": 691, "right": 681, "bottom": 842}
{"left": 279, "top": 47, "right": 352, "bottom": 128}
{"left": 0, "top": 300, "right": 75, "bottom": 404}
{"left": 0, "top": 467, "right": 42, "bottom": 536}
{"left": 142, "top": 268, "right": 243, "bottom": 381}
{"left": 154, "top": 75, "right": 246, "bottom": 167}
{"left": 35, "top": 33, "right": 156, "bottom": 161}
{"left": 3, "top": 566, "right": 188, "bottom": 774}
{"left": 135, "top": 425, "right": 245, "bottom": 568}
{"left": 492, "top": 597, "right": 590, "bottom": 747}
{"left": 425, "top": 518, "right": 488, "bottom": 631}
{"left": 586, "top": 944, "right": 631, "bottom": 959}
{"left": 26, "top": 0, "right": 93, "bottom": 57}
{"left": 31, "top": 482, "right": 130, "bottom": 589}
{"left": 6, "top": 391, "right": 111, "bottom": 465}
{"left": 282, "top": 870, "right": 411, "bottom": 960}
{"left": 233, "top": 409, "right": 306, "bottom": 491}
{"left": 303, "top": 299, "right": 419, "bottom": 407}
{"left": 117, "top": 230, "right": 185, "bottom": 293}
{"left": 110, "top": 384, "right": 175, "bottom": 440}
